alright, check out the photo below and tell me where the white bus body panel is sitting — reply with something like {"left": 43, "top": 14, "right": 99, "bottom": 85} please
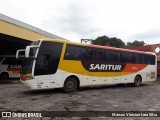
{"left": 21, "top": 64, "right": 156, "bottom": 90}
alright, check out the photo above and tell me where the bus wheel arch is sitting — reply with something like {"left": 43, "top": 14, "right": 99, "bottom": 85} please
{"left": 133, "top": 74, "right": 142, "bottom": 87}
{"left": 63, "top": 75, "right": 80, "bottom": 93}
{"left": 0, "top": 72, "right": 9, "bottom": 80}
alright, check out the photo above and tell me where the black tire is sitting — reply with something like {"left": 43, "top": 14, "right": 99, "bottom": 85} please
{"left": 0, "top": 73, "right": 9, "bottom": 80}
{"left": 63, "top": 77, "right": 77, "bottom": 93}
{"left": 133, "top": 75, "right": 142, "bottom": 87}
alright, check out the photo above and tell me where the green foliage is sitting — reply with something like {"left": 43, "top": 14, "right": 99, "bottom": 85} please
{"left": 109, "top": 37, "right": 125, "bottom": 48}
{"left": 93, "top": 36, "right": 109, "bottom": 46}
{"left": 126, "top": 40, "right": 146, "bottom": 47}
{"left": 93, "top": 36, "right": 146, "bottom": 48}
{"left": 93, "top": 35, "right": 125, "bottom": 48}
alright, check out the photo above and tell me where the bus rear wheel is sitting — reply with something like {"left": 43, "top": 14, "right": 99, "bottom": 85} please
{"left": 63, "top": 77, "right": 77, "bottom": 93}
{"left": 133, "top": 75, "right": 142, "bottom": 87}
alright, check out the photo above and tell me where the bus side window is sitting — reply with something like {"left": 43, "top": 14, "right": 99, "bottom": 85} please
{"left": 140, "top": 55, "right": 146, "bottom": 64}
{"left": 135, "top": 54, "right": 141, "bottom": 64}
{"left": 121, "top": 52, "right": 135, "bottom": 63}
{"left": 87, "top": 47, "right": 95, "bottom": 60}
{"left": 135, "top": 54, "right": 146, "bottom": 64}
{"left": 146, "top": 55, "right": 155, "bottom": 65}
{"left": 127, "top": 52, "right": 135, "bottom": 63}
{"left": 95, "top": 49, "right": 106, "bottom": 61}
{"left": 77, "top": 47, "right": 87, "bottom": 60}
{"left": 150, "top": 55, "right": 156, "bottom": 65}
{"left": 64, "top": 45, "right": 77, "bottom": 60}
{"left": 108, "top": 50, "right": 120, "bottom": 62}
{"left": 146, "top": 55, "right": 150, "bottom": 64}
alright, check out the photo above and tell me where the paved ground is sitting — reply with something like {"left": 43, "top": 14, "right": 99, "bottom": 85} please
{"left": 0, "top": 80, "right": 160, "bottom": 120}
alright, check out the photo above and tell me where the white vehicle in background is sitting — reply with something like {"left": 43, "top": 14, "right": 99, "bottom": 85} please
{"left": 0, "top": 55, "right": 22, "bottom": 80}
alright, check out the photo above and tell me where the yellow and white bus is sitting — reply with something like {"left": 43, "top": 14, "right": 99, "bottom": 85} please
{"left": 16, "top": 39, "right": 157, "bottom": 92}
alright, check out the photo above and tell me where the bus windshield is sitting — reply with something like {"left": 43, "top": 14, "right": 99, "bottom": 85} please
{"left": 20, "top": 41, "right": 41, "bottom": 74}
{"left": 29, "top": 48, "right": 38, "bottom": 58}
{"left": 20, "top": 58, "right": 34, "bottom": 74}
{"left": 28, "top": 40, "right": 40, "bottom": 58}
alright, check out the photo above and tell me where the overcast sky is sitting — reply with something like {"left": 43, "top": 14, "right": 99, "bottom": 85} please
{"left": 1, "top": 0, "right": 160, "bottom": 44}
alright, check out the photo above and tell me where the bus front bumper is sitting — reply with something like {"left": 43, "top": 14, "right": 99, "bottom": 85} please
{"left": 20, "top": 79, "right": 37, "bottom": 89}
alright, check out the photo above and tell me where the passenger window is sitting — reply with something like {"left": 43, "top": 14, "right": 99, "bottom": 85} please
{"left": 140, "top": 55, "right": 146, "bottom": 64}
{"left": 121, "top": 52, "right": 135, "bottom": 63}
{"left": 77, "top": 47, "right": 87, "bottom": 60}
{"left": 135, "top": 53, "right": 146, "bottom": 64}
{"left": 127, "top": 53, "right": 134, "bottom": 63}
{"left": 146, "top": 55, "right": 155, "bottom": 65}
{"left": 105, "top": 50, "right": 108, "bottom": 61}
{"left": 87, "top": 48, "right": 95, "bottom": 60}
{"left": 95, "top": 49, "right": 106, "bottom": 61}
{"left": 135, "top": 54, "right": 141, "bottom": 64}
{"left": 146, "top": 55, "right": 150, "bottom": 64}
{"left": 150, "top": 55, "right": 155, "bottom": 65}
{"left": 108, "top": 50, "right": 120, "bottom": 62}
{"left": 64, "top": 45, "right": 77, "bottom": 60}
{"left": 64, "top": 44, "right": 88, "bottom": 60}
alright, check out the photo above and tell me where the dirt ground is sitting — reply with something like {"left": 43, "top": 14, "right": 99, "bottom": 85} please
{"left": 0, "top": 80, "right": 160, "bottom": 120}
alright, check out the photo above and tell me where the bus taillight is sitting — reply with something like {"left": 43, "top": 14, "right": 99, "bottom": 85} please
{"left": 20, "top": 75, "right": 33, "bottom": 81}
{"left": 20, "top": 75, "right": 26, "bottom": 81}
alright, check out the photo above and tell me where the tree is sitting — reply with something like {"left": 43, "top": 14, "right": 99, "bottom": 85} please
{"left": 109, "top": 37, "right": 125, "bottom": 48}
{"left": 126, "top": 40, "right": 146, "bottom": 47}
{"left": 93, "top": 35, "right": 125, "bottom": 48}
{"left": 93, "top": 35, "right": 109, "bottom": 46}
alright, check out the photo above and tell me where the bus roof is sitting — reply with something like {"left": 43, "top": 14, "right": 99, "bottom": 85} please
{"left": 88, "top": 44, "right": 155, "bottom": 55}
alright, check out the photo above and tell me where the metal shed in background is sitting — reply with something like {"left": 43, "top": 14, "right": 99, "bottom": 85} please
{"left": 0, "top": 13, "right": 66, "bottom": 55}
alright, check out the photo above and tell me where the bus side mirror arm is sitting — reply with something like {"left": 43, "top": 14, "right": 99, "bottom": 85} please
{"left": 16, "top": 49, "right": 25, "bottom": 59}
{"left": 25, "top": 45, "right": 40, "bottom": 58}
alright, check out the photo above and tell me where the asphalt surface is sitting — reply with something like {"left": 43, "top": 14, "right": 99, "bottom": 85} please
{"left": 0, "top": 80, "right": 160, "bottom": 120}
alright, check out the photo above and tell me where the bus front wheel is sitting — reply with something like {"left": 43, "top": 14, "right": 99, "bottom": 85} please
{"left": 133, "top": 75, "right": 142, "bottom": 87}
{"left": 63, "top": 77, "right": 77, "bottom": 93}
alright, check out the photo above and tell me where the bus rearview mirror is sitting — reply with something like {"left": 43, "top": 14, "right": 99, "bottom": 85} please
{"left": 25, "top": 46, "right": 30, "bottom": 58}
